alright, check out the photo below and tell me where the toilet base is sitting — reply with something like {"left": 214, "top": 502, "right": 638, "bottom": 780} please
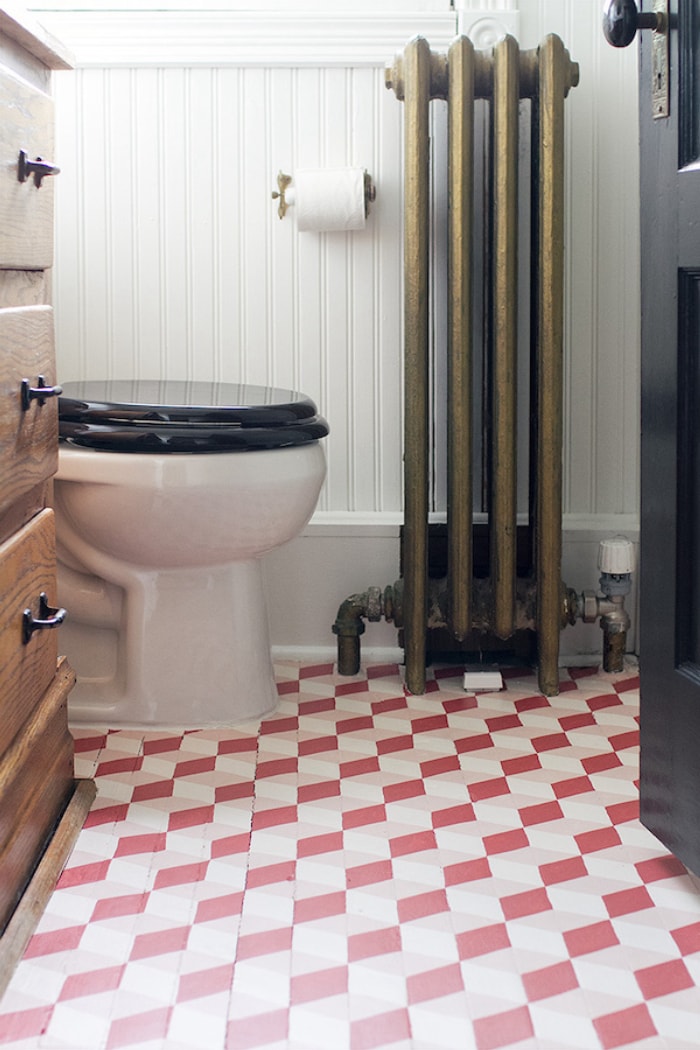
{"left": 62, "top": 558, "right": 279, "bottom": 728}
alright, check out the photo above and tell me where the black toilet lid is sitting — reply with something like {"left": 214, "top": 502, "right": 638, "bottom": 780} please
{"left": 58, "top": 380, "right": 329, "bottom": 453}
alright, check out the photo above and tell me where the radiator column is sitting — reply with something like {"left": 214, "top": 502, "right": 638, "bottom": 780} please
{"left": 491, "top": 34, "right": 520, "bottom": 640}
{"left": 535, "top": 35, "right": 570, "bottom": 697}
{"left": 401, "top": 38, "right": 433, "bottom": 696}
{"left": 446, "top": 36, "right": 475, "bottom": 644}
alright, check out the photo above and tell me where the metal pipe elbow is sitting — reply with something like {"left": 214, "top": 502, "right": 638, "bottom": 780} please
{"left": 333, "top": 587, "right": 387, "bottom": 675}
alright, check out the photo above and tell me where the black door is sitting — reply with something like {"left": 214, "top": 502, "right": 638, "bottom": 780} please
{"left": 606, "top": 0, "right": 700, "bottom": 876}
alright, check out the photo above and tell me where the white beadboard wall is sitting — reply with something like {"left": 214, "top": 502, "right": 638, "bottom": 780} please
{"left": 48, "top": 62, "right": 410, "bottom": 516}
{"left": 32, "top": 0, "right": 641, "bottom": 659}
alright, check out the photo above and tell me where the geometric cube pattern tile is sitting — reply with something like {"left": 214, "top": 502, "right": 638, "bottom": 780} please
{"left": 1, "top": 661, "right": 699, "bottom": 1049}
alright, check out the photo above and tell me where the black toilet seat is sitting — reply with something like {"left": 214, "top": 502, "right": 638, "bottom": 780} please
{"left": 58, "top": 380, "right": 329, "bottom": 453}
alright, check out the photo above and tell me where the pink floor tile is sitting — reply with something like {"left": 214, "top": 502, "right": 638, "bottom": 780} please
{"left": 1, "top": 661, "right": 700, "bottom": 1049}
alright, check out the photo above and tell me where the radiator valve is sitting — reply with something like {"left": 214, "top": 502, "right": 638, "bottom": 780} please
{"left": 577, "top": 536, "right": 634, "bottom": 673}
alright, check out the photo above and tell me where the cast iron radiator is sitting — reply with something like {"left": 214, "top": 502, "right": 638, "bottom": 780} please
{"left": 334, "top": 34, "right": 580, "bottom": 697}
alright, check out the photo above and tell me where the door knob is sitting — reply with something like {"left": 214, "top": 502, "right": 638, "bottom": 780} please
{"left": 603, "top": 0, "right": 666, "bottom": 48}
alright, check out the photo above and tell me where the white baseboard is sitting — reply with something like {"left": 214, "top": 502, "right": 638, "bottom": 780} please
{"left": 264, "top": 513, "right": 640, "bottom": 663}
{"left": 270, "top": 648, "right": 637, "bottom": 672}
{"left": 272, "top": 645, "right": 404, "bottom": 665}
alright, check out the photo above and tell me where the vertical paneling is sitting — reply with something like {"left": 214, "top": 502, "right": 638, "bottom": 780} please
{"left": 160, "top": 69, "right": 190, "bottom": 379}
{"left": 240, "top": 67, "right": 270, "bottom": 388}
{"left": 75, "top": 69, "right": 109, "bottom": 378}
{"left": 374, "top": 69, "right": 404, "bottom": 512}
{"left": 50, "top": 0, "right": 641, "bottom": 523}
{"left": 323, "top": 69, "right": 352, "bottom": 512}
{"left": 268, "top": 68, "right": 296, "bottom": 391}
{"left": 520, "top": 0, "right": 640, "bottom": 518}
{"left": 133, "top": 69, "right": 165, "bottom": 378}
{"left": 53, "top": 63, "right": 405, "bottom": 516}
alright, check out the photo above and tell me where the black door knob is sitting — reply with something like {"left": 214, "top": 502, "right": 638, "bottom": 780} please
{"left": 603, "top": 0, "right": 664, "bottom": 48}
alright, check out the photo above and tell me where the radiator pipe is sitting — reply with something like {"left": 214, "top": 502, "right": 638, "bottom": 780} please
{"left": 560, "top": 538, "right": 634, "bottom": 674}
{"left": 332, "top": 586, "right": 391, "bottom": 676}
{"left": 334, "top": 568, "right": 632, "bottom": 681}
{"left": 569, "top": 590, "right": 630, "bottom": 673}
{"left": 587, "top": 537, "right": 634, "bottom": 673}
{"left": 334, "top": 578, "right": 572, "bottom": 681}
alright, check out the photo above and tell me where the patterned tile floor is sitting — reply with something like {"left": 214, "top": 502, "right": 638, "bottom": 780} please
{"left": 1, "top": 660, "right": 700, "bottom": 1049}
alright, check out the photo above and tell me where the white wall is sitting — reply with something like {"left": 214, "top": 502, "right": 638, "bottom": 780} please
{"left": 31, "top": 0, "right": 641, "bottom": 661}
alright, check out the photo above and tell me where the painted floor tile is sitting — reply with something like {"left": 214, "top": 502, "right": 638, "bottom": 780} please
{"left": 0, "top": 661, "right": 699, "bottom": 1049}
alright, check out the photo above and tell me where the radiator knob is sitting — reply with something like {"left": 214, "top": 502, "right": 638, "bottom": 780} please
{"left": 598, "top": 536, "right": 635, "bottom": 575}
{"left": 602, "top": 0, "right": 665, "bottom": 48}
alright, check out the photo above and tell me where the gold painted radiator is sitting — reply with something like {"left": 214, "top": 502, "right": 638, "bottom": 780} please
{"left": 334, "top": 34, "right": 580, "bottom": 696}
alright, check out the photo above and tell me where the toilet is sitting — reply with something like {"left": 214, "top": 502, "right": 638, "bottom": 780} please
{"left": 53, "top": 379, "right": 328, "bottom": 728}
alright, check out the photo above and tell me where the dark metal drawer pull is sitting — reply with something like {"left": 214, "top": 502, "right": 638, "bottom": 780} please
{"left": 21, "top": 376, "right": 63, "bottom": 411}
{"left": 23, "top": 593, "right": 66, "bottom": 644}
{"left": 17, "top": 149, "right": 61, "bottom": 188}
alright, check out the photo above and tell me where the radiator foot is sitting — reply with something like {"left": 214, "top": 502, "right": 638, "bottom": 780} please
{"left": 537, "top": 660, "right": 562, "bottom": 699}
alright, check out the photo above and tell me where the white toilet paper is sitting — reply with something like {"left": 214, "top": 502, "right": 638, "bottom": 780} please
{"left": 287, "top": 167, "right": 367, "bottom": 232}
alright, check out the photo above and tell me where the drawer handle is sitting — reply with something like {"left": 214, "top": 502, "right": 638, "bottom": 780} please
{"left": 23, "top": 593, "right": 66, "bottom": 645}
{"left": 21, "top": 376, "right": 63, "bottom": 411}
{"left": 17, "top": 149, "right": 61, "bottom": 188}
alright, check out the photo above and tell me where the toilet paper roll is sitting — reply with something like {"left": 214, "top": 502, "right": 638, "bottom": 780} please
{"left": 287, "top": 167, "right": 367, "bottom": 232}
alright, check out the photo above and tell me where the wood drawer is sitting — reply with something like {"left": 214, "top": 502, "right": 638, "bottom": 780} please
{"left": 0, "top": 508, "right": 61, "bottom": 755}
{"left": 0, "top": 658, "right": 75, "bottom": 934}
{"left": 0, "top": 66, "right": 55, "bottom": 270}
{"left": 0, "top": 305, "right": 57, "bottom": 521}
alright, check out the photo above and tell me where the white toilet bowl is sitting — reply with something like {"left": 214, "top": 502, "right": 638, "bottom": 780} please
{"left": 53, "top": 380, "right": 328, "bottom": 727}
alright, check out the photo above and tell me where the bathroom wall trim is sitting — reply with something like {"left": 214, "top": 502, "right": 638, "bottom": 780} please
{"left": 30, "top": 11, "right": 458, "bottom": 67}
{"left": 308, "top": 511, "right": 641, "bottom": 534}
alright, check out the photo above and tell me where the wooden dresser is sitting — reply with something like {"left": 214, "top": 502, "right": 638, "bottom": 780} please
{"left": 0, "top": 3, "right": 94, "bottom": 994}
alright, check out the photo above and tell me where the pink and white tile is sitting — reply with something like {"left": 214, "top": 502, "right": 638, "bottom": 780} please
{"left": 0, "top": 661, "right": 699, "bottom": 1048}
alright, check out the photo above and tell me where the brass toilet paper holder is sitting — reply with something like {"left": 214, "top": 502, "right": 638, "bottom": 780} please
{"left": 271, "top": 169, "right": 376, "bottom": 221}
